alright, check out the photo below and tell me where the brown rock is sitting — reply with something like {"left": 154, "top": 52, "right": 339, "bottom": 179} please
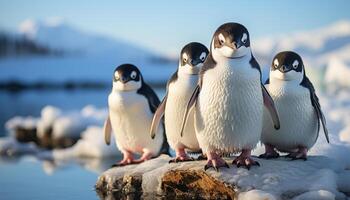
{"left": 161, "top": 170, "right": 236, "bottom": 200}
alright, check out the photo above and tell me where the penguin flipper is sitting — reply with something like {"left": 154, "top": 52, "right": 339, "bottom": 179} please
{"left": 180, "top": 85, "right": 200, "bottom": 137}
{"left": 312, "top": 92, "right": 329, "bottom": 143}
{"left": 300, "top": 76, "right": 329, "bottom": 143}
{"left": 262, "top": 84, "right": 280, "bottom": 130}
{"left": 150, "top": 95, "right": 167, "bottom": 139}
{"left": 104, "top": 115, "right": 112, "bottom": 145}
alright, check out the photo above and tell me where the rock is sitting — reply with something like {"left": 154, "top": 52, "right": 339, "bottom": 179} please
{"left": 161, "top": 170, "right": 235, "bottom": 199}
{"left": 13, "top": 125, "right": 79, "bottom": 149}
{"left": 95, "top": 154, "right": 350, "bottom": 199}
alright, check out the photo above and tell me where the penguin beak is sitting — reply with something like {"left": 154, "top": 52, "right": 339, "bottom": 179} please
{"left": 190, "top": 59, "right": 201, "bottom": 67}
{"left": 226, "top": 42, "right": 238, "bottom": 50}
{"left": 279, "top": 65, "right": 292, "bottom": 73}
{"left": 120, "top": 76, "right": 129, "bottom": 83}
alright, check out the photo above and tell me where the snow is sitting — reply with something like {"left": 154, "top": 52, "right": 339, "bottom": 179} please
{"left": 238, "top": 190, "right": 277, "bottom": 200}
{"left": 6, "top": 105, "right": 106, "bottom": 139}
{"left": 325, "top": 58, "right": 350, "bottom": 89}
{"left": 97, "top": 155, "right": 350, "bottom": 199}
{"left": 254, "top": 20, "right": 350, "bottom": 72}
{"left": 292, "top": 190, "right": 336, "bottom": 200}
{"left": 37, "top": 106, "right": 61, "bottom": 138}
{"left": 18, "top": 18, "right": 154, "bottom": 58}
{"left": 5, "top": 116, "right": 38, "bottom": 135}
{"left": 52, "top": 126, "right": 118, "bottom": 159}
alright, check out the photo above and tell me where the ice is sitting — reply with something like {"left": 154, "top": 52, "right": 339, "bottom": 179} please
{"left": 37, "top": 105, "right": 61, "bottom": 138}
{"left": 52, "top": 126, "right": 119, "bottom": 159}
{"left": 292, "top": 190, "right": 336, "bottom": 200}
{"left": 238, "top": 190, "right": 277, "bottom": 200}
{"left": 0, "top": 137, "right": 39, "bottom": 156}
{"left": 5, "top": 116, "right": 38, "bottom": 136}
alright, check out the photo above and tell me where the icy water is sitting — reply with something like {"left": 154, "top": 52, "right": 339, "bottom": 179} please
{"left": 0, "top": 88, "right": 165, "bottom": 200}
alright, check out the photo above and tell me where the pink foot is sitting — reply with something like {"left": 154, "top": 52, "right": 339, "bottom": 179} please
{"left": 133, "top": 150, "right": 154, "bottom": 164}
{"left": 112, "top": 150, "right": 135, "bottom": 167}
{"left": 259, "top": 144, "right": 280, "bottom": 159}
{"left": 233, "top": 149, "right": 260, "bottom": 170}
{"left": 286, "top": 146, "right": 308, "bottom": 161}
{"left": 204, "top": 152, "right": 229, "bottom": 172}
{"left": 169, "top": 148, "right": 194, "bottom": 163}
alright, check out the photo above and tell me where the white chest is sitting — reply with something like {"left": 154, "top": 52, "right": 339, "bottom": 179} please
{"left": 195, "top": 58, "right": 263, "bottom": 153}
{"left": 165, "top": 75, "right": 200, "bottom": 150}
{"left": 108, "top": 90, "right": 163, "bottom": 154}
{"left": 261, "top": 80, "right": 318, "bottom": 150}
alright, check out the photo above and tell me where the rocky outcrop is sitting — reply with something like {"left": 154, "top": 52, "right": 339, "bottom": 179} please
{"left": 13, "top": 125, "right": 78, "bottom": 149}
{"left": 95, "top": 155, "right": 350, "bottom": 200}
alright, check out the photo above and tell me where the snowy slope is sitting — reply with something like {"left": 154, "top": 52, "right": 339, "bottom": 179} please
{"left": 18, "top": 19, "right": 154, "bottom": 59}
{"left": 0, "top": 19, "right": 177, "bottom": 84}
{"left": 254, "top": 20, "right": 350, "bottom": 70}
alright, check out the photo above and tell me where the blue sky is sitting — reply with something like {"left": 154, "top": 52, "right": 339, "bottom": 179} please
{"left": 1, "top": 0, "right": 350, "bottom": 55}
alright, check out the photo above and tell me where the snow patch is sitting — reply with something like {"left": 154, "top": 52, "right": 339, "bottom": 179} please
{"left": 52, "top": 126, "right": 118, "bottom": 159}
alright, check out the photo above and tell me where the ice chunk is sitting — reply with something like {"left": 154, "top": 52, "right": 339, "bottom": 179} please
{"left": 52, "top": 126, "right": 119, "bottom": 159}
{"left": 238, "top": 190, "right": 277, "bottom": 200}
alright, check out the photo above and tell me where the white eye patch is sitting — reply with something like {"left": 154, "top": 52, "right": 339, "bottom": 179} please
{"left": 182, "top": 53, "right": 188, "bottom": 62}
{"left": 241, "top": 33, "right": 248, "bottom": 43}
{"left": 218, "top": 33, "right": 226, "bottom": 43}
{"left": 114, "top": 72, "right": 120, "bottom": 80}
{"left": 130, "top": 71, "right": 137, "bottom": 79}
{"left": 199, "top": 52, "right": 207, "bottom": 61}
{"left": 292, "top": 60, "right": 299, "bottom": 69}
{"left": 273, "top": 59, "right": 279, "bottom": 67}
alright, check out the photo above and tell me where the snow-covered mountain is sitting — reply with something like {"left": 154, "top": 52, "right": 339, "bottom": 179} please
{"left": 17, "top": 19, "right": 157, "bottom": 60}
{"left": 254, "top": 20, "right": 350, "bottom": 69}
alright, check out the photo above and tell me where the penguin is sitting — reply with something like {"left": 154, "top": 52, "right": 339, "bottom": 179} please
{"left": 181, "top": 22, "right": 280, "bottom": 170}
{"left": 104, "top": 64, "right": 169, "bottom": 166}
{"left": 259, "top": 51, "right": 329, "bottom": 160}
{"left": 150, "top": 42, "right": 209, "bottom": 163}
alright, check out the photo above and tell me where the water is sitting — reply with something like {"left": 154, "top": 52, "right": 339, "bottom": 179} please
{"left": 0, "top": 88, "right": 166, "bottom": 200}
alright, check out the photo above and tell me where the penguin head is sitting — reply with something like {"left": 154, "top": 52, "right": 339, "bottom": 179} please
{"left": 112, "top": 64, "right": 142, "bottom": 91}
{"left": 211, "top": 22, "right": 251, "bottom": 59}
{"left": 178, "top": 42, "right": 209, "bottom": 75}
{"left": 270, "top": 51, "right": 304, "bottom": 82}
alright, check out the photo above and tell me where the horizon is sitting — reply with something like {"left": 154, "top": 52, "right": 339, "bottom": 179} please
{"left": 1, "top": 0, "right": 350, "bottom": 56}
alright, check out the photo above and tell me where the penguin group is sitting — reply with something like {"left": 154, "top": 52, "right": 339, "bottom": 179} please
{"left": 104, "top": 22, "right": 329, "bottom": 170}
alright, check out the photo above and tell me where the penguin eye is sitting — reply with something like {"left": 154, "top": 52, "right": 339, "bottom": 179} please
{"left": 199, "top": 52, "right": 207, "bottom": 61}
{"left": 114, "top": 73, "right": 120, "bottom": 81}
{"left": 292, "top": 60, "right": 299, "bottom": 69}
{"left": 273, "top": 59, "right": 279, "bottom": 69}
{"left": 218, "top": 33, "right": 225, "bottom": 45}
{"left": 182, "top": 53, "right": 188, "bottom": 63}
{"left": 130, "top": 71, "right": 137, "bottom": 79}
{"left": 241, "top": 33, "right": 248, "bottom": 44}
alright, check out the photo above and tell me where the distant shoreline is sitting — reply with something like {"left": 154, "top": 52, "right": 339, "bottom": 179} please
{"left": 0, "top": 80, "right": 167, "bottom": 92}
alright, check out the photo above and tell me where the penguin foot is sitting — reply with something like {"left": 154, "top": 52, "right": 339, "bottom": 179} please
{"left": 286, "top": 152, "right": 307, "bottom": 161}
{"left": 259, "top": 152, "right": 279, "bottom": 159}
{"left": 204, "top": 159, "right": 229, "bottom": 172}
{"left": 259, "top": 144, "right": 279, "bottom": 159}
{"left": 233, "top": 150, "right": 260, "bottom": 170}
{"left": 111, "top": 159, "right": 137, "bottom": 167}
{"left": 204, "top": 152, "right": 229, "bottom": 172}
{"left": 133, "top": 151, "right": 154, "bottom": 164}
{"left": 169, "top": 156, "right": 194, "bottom": 163}
{"left": 111, "top": 151, "right": 135, "bottom": 167}
{"left": 286, "top": 146, "right": 308, "bottom": 161}
{"left": 196, "top": 154, "right": 207, "bottom": 161}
